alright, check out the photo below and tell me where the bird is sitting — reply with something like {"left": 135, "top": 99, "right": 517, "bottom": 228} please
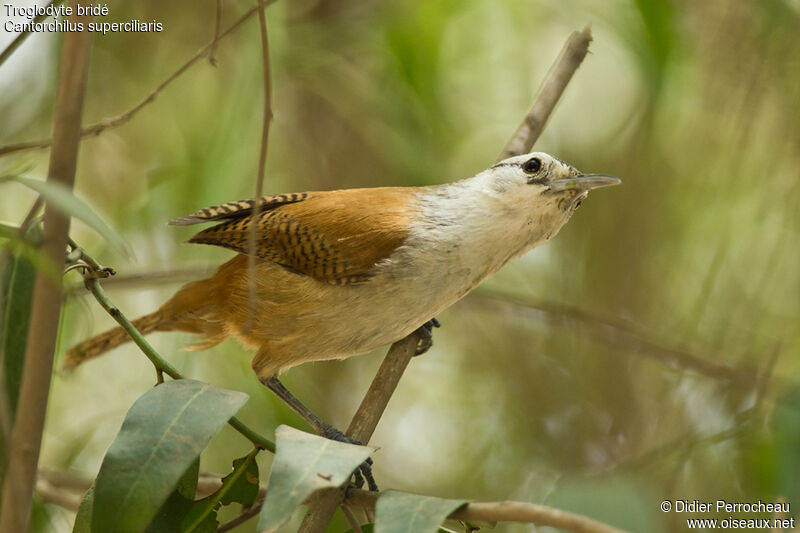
{"left": 64, "top": 152, "right": 619, "bottom": 487}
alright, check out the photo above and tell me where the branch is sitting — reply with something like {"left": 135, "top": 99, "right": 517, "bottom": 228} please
{"left": 69, "top": 267, "right": 774, "bottom": 390}
{"left": 299, "top": 336, "right": 420, "bottom": 532}
{"left": 345, "top": 335, "right": 420, "bottom": 443}
{"left": 67, "top": 241, "right": 275, "bottom": 453}
{"left": 217, "top": 496, "right": 264, "bottom": 532}
{"left": 0, "top": 2, "right": 277, "bottom": 158}
{"left": 34, "top": 477, "right": 82, "bottom": 512}
{"left": 469, "top": 288, "right": 758, "bottom": 387}
{"left": 208, "top": 0, "right": 224, "bottom": 66}
{"left": 37, "top": 470, "right": 626, "bottom": 533}
{"left": 0, "top": 12, "right": 92, "bottom": 532}
{"left": 245, "top": 0, "right": 273, "bottom": 333}
{"left": 345, "top": 491, "right": 627, "bottom": 533}
{"left": 299, "top": 25, "right": 594, "bottom": 533}
{"left": 498, "top": 25, "right": 593, "bottom": 161}
{"left": 65, "top": 266, "right": 210, "bottom": 294}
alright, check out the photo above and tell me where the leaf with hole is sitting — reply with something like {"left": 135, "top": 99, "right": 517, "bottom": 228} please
{"left": 257, "top": 425, "right": 375, "bottom": 533}
{"left": 90, "top": 379, "right": 248, "bottom": 533}
{"left": 180, "top": 449, "right": 260, "bottom": 532}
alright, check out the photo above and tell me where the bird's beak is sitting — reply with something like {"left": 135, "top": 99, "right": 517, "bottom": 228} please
{"left": 548, "top": 174, "right": 621, "bottom": 192}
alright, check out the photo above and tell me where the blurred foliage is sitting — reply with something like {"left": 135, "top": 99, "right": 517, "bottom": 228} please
{"left": 1, "top": 0, "right": 799, "bottom": 531}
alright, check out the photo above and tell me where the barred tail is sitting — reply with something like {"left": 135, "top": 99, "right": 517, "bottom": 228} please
{"left": 62, "top": 310, "right": 167, "bottom": 371}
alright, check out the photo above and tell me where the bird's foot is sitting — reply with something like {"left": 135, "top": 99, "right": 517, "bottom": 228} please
{"left": 414, "top": 318, "right": 441, "bottom": 356}
{"left": 320, "top": 425, "right": 378, "bottom": 491}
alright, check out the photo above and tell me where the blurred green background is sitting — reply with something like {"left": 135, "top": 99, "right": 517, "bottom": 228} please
{"left": 1, "top": 0, "right": 799, "bottom": 531}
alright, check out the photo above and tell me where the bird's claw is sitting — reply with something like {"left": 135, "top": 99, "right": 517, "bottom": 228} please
{"left": 414, "top": 317, "right": 441, "bottom": 356}
{"left": 321, "top": 426, "right": 378, "bottom": 491}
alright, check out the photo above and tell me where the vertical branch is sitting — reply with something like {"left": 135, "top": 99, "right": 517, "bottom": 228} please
{"left": 345, "top": 336, "right": 420, "bottom": 442}
{"left": 299, "top": 336, "right": 420, "bottom": 532}
{"left": 498, "top": 25, "right": 592, "bottom": 161}
{"left": 245, "top": 0, "right": 273, "bottom": 333}
{"left": 209, "top": 0, "right": 224, "bottom": 66}
{"left": 299, "top": 25, "right": 594, "bottom": 533}
{"left": 0, "top": 8, "right": 92, "bottom": 532}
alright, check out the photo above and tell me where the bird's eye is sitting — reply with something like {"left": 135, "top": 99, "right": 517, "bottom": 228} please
{"left": 522, "top": 157, "right": 541, "bottom": 174}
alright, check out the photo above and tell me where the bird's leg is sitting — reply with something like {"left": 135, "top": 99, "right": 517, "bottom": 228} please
{"left": 261, "top": 375, "right": 377, "bottom": 491}
{"left": 414, "top": 317, "right": 441, "bottom": 356}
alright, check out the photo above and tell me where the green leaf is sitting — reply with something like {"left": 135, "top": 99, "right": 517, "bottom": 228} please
{"left": 176, "top": 457, "right": 201, "bottom": 500}
{"left": 180, "top": 449, "right": 260, "bottom": 532}
{"left": 767, "top": 387, "right": 800, "bottom": 502}
{"left": 220, "top": 451, "right": 260, "bottom": 506}
{"left": 344, "top": 524, "right": 375, "bottom": 533}
{"left": 0, "top": 224, "right": 60, "bottom": 281}
{"left": 0, "top": 229, "right": 37, "bottom": 419}
{"left": 375, "top": 491, "right": 467, "bottom": 533}
{"left": 72, "top": 485, "right": 95, "bottom": 533}
{"left": 1, "top": 175, "right": 131, "bottom": 258}
{"left": 91, "top": 380, "right": 248, "bottom": 533}
{"left": 257, "top": 425, "right": 376, "bottom": 533}
{"left": 0, "top": 225, "right": 40, "bottom": 488}
{"left": 145, "top": 459, "right": 200, "bottom": 533}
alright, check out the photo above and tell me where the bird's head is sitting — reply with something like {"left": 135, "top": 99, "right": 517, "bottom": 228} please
{"left": 485, "top": 152, "right": 620, "bottom": 212}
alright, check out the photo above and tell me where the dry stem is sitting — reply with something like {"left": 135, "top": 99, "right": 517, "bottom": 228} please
{"left": 499, "top": 25, "right": 593, "bottom": 161}
{"left": 0, "top": 11, "right": 92, "bottom": 532}
{"left": 245, "top": 0, "right": 274, "bottom": 334}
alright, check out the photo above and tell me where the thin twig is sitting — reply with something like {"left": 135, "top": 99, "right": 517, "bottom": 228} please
{"left": 618, "top": 407, "right": 761, "bottom": 472}
{"left": 209, "top": 0, "right": 224, "bottom": 66}
{"left": 65, "top": 266, "right": 210, "bottom": 295}
{"left": 469, "top": 288, "right": 758, "bottom": 387}
{"left": 299, "top": 26, "right": 595, "bottom": 533}
{"left": 346, "top": 492, "right": 627, "bottom": 533}
{"left": 34, "top": 477, "right": 82, "bottom": 512}
{"left": 217, "top": 495, "right": 264, "bottom": 532}
{"left": 0, "top": 12, "right": 92, "bottom": 532}
{"left": 0, "top": 2, "right": 277, "bottom": 158}
{"left": 68, "top": 241, "right": 276, "bottom": 453}
{"left": 341, "top": 504, "right": 364, "bottom": 533}
{"left": 18, "top": 197, "right": 44, "bottom": 235}
{"left": 37, "top": 470, "right": 92, "bottom": 493}
{"left": 498, "top": 25, "right": 593, "bottom": 161}
{"left": 67, "top": 263, "right": 764, "bottom": 389}
{"left": 245, "top": 0, "right": 273, "bottom": 334}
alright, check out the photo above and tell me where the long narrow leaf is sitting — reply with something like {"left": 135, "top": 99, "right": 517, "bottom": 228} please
{"left": 91, "top": 380, "right": 248, "bottom": 533}
{"left": 144, "top": 459, "right": 200, "bottom": 533}
{"left": 72, "top": 485, "right": 94, "bottom": 533}
{"left": 0, "top": 240, "right": 37, "bottom": 419}
{"left": 1, "top": 175, "right": 131, "bottom": 258}
{"left": 0, "top": 225, "right": 40, "bottom": 488}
